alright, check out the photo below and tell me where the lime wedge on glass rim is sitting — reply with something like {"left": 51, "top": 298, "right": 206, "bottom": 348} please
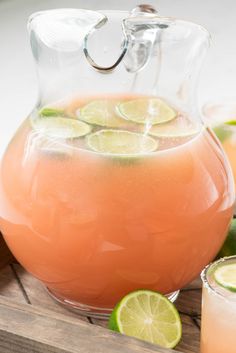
{"left": 108, "top": 289, "right": 182, "bottom": 349}
{"left": 117, "top": 98, "right": 177, "bottom": 125}
{"left": 78, "top": 100, "right": 126, "bottom": 128}
{"left": 31, "top": 117, "right": 91, "bottom": 139}
{"left": 87, "top": 129, "right": 158, "bottom": 155}
{"left": 214, "top": 263, "right": 236, "bottom": 292}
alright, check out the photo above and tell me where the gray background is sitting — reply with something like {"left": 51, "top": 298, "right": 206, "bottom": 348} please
{"left": 0, "top": 0, "right": 235, "bottom": 155}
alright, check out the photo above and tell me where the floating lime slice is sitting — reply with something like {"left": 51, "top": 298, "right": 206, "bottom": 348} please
{"left": 87, "top": 130, "right": 158, "bottom": 155}
{"left": 32, "top": 117, "right": 91, "bottom": 139}
{"left": 149, "top": 116, "right": 199, "bottom": 138}
{"left": 79, "top": 100, "right": 126, "bottom": 128}
{"left": 39, "top": 107, "right": 65, "bottom": 117}
{"left": 108, "top": 289, "right": 182, "bottom": 349}
{"left": 117, "top": 98, "right": 177, "bottom": 125}
{"left": 214, "top": 263, "right": 236, "bottom": 292}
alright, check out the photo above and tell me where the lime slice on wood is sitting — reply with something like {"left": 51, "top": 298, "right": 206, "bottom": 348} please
{"left": 117, "top": 98, "right": 177, "bottom": 125}
{"left": 32, "top": 117, "right": 91, "bottom": 139}
{"left": 214, "top": 263, "right": 236, "bottom": 292}
{"left": 108, "top": 289, "right": 182, "bottom": 349}
{"left": 87, "top": 130, "right": 158, "bottom": 155}
{"left": 79, "top": 100, "right": 126, "bottom": 128}
{"left": 149, "top": 115, "right": 199, "bottom": 138}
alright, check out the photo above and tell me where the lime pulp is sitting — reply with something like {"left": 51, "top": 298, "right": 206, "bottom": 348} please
{"left": 117, "top": 98, "right": 177, "bottom": 125}
{"left": 87, "top": 129, "right": 158, "bottom": 155}
{"left": 78, "top": 100, "right": 126, "bottom": 128}
{"left": 214, "top": 263, "right": 236, "bottom": 292}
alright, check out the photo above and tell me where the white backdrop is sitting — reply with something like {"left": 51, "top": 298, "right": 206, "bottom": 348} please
{"left": 0, "top": 0, "right": 235, "bottom": 155}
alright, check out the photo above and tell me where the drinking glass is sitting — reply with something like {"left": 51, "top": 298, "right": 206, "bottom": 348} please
{"left": 201, "top": 256, "right": 236, "bottom": 353}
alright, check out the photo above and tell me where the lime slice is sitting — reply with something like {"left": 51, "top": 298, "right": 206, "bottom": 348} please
{"left": 117, "top": 98, "right": 176, "bottom": 125}
{"left": 149, "top": 115, "right": 199, "bottom": 138}
{"left": 108, "top": 290, "right": 182, "bottom": 349}
{"left": 79, "top": 100, "right": 126, "bottom": 128}
{"left": 87, "top": 130, "right": 158, "bottom": 155}
{"left": 32, "top": 117, "right": 91, "bottom": 139}
{"left": 39, "top": 107, "right": 65, "bottom": 117}
{"left": 225, "top": 120, "right": 236, "bottom": 125}
{"left": 214, "top": 263, "right": 236, "bottom": 292}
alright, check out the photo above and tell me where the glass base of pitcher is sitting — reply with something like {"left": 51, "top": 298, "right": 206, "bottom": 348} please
{"left": 46, "top": 287, "right": 180, "bottom": 319}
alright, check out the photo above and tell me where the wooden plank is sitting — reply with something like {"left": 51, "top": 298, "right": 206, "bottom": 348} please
{"left": 0, "top": 264, "right": 202, "bottom": 352}
{"left": 175, "top": 315, "right": 199, "bottom": 353}
{"left": 0, "top": 265, "right": 26, "bottom": 303}
{"left": 0, "top": 295, "right": 182, "bottom": 353}
{"left": 176, "top": 283, "right": 202, "bottom": 318}
{"left": 12, "top": 264, "right": 88, "bottom": 321}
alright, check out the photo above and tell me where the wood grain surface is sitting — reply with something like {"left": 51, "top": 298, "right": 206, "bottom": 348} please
{"left": 0, "top": 263, "right": 201, "bottom": 353}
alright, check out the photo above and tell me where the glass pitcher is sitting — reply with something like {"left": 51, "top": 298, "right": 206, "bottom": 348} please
{"left": 0, "top": 5, "right": 234, "bottom": 317}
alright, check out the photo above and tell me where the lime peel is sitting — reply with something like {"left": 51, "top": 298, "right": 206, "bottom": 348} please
{"left": 108, "top": 289, "right": 182, "bottom": 349}
{"left": 214, "top": 263, "right": 236, "bottom": 292}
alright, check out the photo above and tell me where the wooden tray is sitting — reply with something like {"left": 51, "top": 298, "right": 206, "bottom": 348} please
{"left": 0, "top": 254, "right": 201, "bottom": 353}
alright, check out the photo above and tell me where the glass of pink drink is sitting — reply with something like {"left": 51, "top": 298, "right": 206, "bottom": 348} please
{"left": 201, "top": 256, "right": 236, "bottom": 353}
{"left": 0, "top": 8, "right": 234, "bottom": 317}
{"left": 203, "top": 100, "right": 236, "bottom": 187}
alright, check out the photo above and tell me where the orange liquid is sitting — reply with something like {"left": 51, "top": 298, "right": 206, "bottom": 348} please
{"left": 0, "top": 98, "right": 234, "bottom": 309}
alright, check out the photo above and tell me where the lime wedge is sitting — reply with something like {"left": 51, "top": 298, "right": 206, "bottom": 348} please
{"left": 117, "top": 98, "right": 177, "bottom": 125}
{"left": 39, "top": 107, "right": 65, "bottom": 117}
{"left": 108, "top": 290, "right": 182, "bottom": 349}
{"left": 149, "top": 115, "right": 199, "bottom": 138}
{"left": 87, "top": 130, "right": 158, "bottom": 155}
{"left": 225, "top": 120, "right": 236, "bottom": 125}
{"left": 79, "top": 100, "right": 126, "bottom": 128}
{"left": 32, "top": 117, "right": 91, "bottom": 139}
{"left": 214, "top": 263, "right": 236, "bottom": 292}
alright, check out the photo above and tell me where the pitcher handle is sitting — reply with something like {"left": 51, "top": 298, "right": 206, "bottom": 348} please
{"left": 83, "top": 4, "right": 157, "bottom": 73}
